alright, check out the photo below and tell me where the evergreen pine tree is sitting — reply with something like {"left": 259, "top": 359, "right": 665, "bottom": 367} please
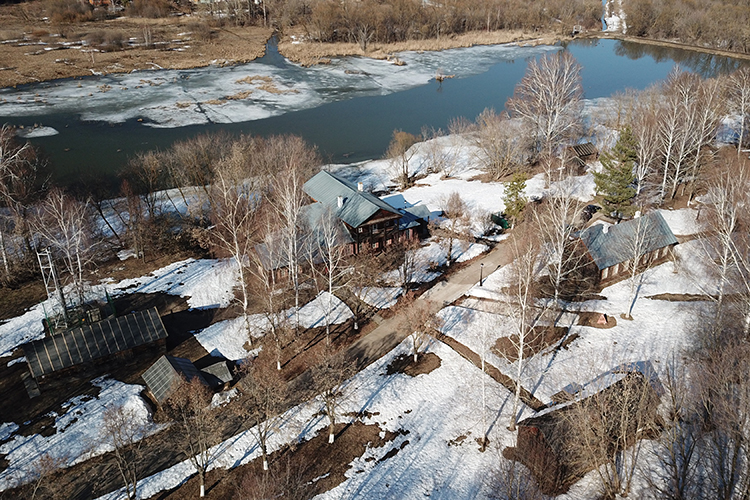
{"left": 503, "top": 172, "right": 527, "bottom": 228}
{"left": 593, "top": 126, "right": 637, "bottom": 218}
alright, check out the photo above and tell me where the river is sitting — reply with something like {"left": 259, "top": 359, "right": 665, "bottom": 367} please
{"left": 0, "top": 36, "right": 746, "bottom": 189}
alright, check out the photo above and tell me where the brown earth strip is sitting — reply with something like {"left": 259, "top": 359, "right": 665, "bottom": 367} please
{"left": 432, "top": 331, "right": 546, "bottom": 411}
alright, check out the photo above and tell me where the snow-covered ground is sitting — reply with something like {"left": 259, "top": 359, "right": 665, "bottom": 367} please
{"left": 0, "top": 377, "right": 162, "bottom": 492}
{"left": 106, "top": 258, "right": 239, "bottom": 310}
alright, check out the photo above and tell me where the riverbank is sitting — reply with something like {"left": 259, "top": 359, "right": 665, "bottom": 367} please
{"left": 0, "top": 9, "right": 272, "bottom": 88}
{"left": 581, "top": 32, "right": 750, "bottom": 63}
{"left": 276, "top": 27, "right": 570, "bottom": 66}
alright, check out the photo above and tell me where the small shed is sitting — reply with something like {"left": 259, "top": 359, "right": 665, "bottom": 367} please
{"left": 142, "top": 355, "right": 207, "bottom": 404}
{"left": 567, "top": 142, "right": 599, "bottom": 174}
{"left": 200, "top": 360, "right": 234, "bottom": 390}
{"left": 578, "top": 211, "right": 678, "bottom": 283}
{"left": 504, "top": 368, "right": 661, "bottom": 495}
{"left": 23, "top": 307, "right": 167, "bottom": 379}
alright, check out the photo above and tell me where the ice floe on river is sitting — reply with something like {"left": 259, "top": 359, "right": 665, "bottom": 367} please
{"left": 0, "top": 43, "right": 559, "bottom": 129}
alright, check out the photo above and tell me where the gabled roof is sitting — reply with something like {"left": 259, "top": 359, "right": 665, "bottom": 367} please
{"left": 398, "top": 205, "right": 432, "bottom": 230}
{"left": 304, "top": 171, "right": 400, "bottom": 228}
{"left": 579, "top": 211, "right": 677, "bottom": 270}
{"left": 142, "top": 355, "right": 207, "bottom": 403}
{"left": 23, "top": 307, "right": 167, "bottom": 378}
{"left": 570, "top": 142, "right": 597, "bottom": 158}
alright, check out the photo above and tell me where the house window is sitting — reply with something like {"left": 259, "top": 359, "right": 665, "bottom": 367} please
{"left": 602, "top": 267, "right": 609, "bottom": 279}
{"left": 358, "top": 227, "right": 363, "bottom": 233}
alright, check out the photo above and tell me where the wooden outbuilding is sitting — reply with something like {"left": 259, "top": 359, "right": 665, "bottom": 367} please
{"left": 23, "top": 307, "right": 167, "bottom": 380}
{"left": 577, "top": 211, "right": 677, "bottom": 284}
{"left": 504, "top": 365, "right": 662, "bottom": 495}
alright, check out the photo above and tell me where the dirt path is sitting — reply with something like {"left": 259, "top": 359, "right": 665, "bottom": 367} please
{"left": 345, "top": 242, "right": 514, "bottom": 369}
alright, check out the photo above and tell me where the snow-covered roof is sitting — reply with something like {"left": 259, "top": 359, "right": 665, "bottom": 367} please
{"left": 579, "top": 211, "right": 677, "bottom": 270}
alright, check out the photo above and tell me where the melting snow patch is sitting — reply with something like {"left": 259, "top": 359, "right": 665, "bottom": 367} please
{"left": 0, "top": 377, "right": 162, "bottom": 492}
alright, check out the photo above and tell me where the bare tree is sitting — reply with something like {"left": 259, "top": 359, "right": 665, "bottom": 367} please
{"left": 33, "top": 188, "right": 96, "bottom": 307}
{"left": 102, "top": 404, "right": 148, "bottom": 500}
{"left": 703, "top": 160, "right": 749, "bottom": 323}
{"left": 206, "top": 144, "right": 263, "bottom": 346}
{"left": 623, "top": 213, "right": 658, "bottom": 319}
{"left": 472, "top": 108, "right": 527, "bottom": 180}
{"left": 347, "top": 247, "right": 384, "bottom": 330}
{"left": 564, "top": 370, "right": 660, "bottom": 499}
{"left": 0, "top": 124, "right": 46, "bottom": 281}
{"left": 308, "top": 205, "right": 351, "bottom": 344}
{"left": 29, "top": 453, "right": 65, "bottom": 500}
{"left": 249, "top": 212, "right": 294, "bottom": 371}
{"left": 646, "top": 359, "right": 703, "bottom": 500}
{"left": 386, "top": 130, "right": 419, "bottom": 190}
{"left": 504, "top": 235, "right": 545, "bottom": 431}
{"left": 628, "top": 92, "right": 662, "bottom": 198}
{"left": 694, "top": 334, "right": 750, "bottom": 500}
{"left": 728, "top": 67, "right": 750, "bottom": 158}
{"left": 436, "top": 191, "right": 470, "bottom": 267}
{"left": 264, "top": 135, "right": 320, "bottom": 331}
{"left": 163, "top": 377, "right": 221, "bottom": 498}
{"left": 506, "top": 52, "right": 584, "bottom": 159}
{"left": 390, "top": 238, "right": 422, "bottom": 289}
{"left": 489, "top": 454, "right": 549, "bottom": 500}
{"left": 239, "top": 354, "right": 288, "bottom": 471}
{"left": 401, "top": 293, "right": 442, "bottom": 363}
{"left": 312, "top": 348, "right": 353, "bottom": 444}
{"left": 533, "top": 177, "right": 585, "bottom": 305}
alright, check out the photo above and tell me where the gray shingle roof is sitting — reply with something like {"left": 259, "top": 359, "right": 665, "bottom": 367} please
{"left": 142, "top": 355, "right": 207, "bottom": 403}
{"left": 304, "top": 171, "right": 400, "bottom": 228}
{"left": 23, "top": 307, "right": 167, "bottom": 378}
{"left": 579, "top": 211, "right": 677, "bottom": 270}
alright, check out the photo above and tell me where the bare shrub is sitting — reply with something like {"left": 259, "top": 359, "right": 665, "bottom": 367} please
{"left": 188, "top": 21, "right": 214, "bottom": 41}
{"left": 45, "top": 0, "right": 93, "bottom": 23}
{"left": 127, "top": 0, "right": 172, "bottom": 18}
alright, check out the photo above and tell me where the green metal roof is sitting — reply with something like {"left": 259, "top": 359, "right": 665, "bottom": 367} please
{"left": 579, "top": 211, "right": 677, "bottom": 270}
{"left": 304, "top": 171, "right": 400, "bottom": 228}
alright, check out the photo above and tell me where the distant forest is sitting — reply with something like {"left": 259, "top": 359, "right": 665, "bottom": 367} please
{"left": 624, "top": 0, "right": 750, "bottom": 54}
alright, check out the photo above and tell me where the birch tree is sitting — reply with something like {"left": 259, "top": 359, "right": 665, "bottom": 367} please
{"left": 728, "top": 67, "right": 750, "bottom": 158}
{"left": 264, "top": 135, "right": 320, "bottom": 331}
{"left": 308, "top": 205, "right": 351, "bottom": 344}
{"left": 437, "top": 191, "right": 469, "bottom": 267}
{"left": 505, "top": 235, "right": 545, "bottom": 431}
{"left": 629, "top": 93, "right": 662, "bottom": 198}
{"left": 506, "top": 51, "right": 584, "bottom": 160}
{"left": 33, "top": 188, "right": 96, "bottom": 307}
{"left": 239, "top": 355, "right": 288, "bottom": 471}
{"left": 533, "top": 177, "right": 585, "bottom": 305}
{"left": 623, "top": 213, "right": 655, "bottom": 319}
{"left": 207, "top": 144, "right": 263, "bottom": 346}
{"left": 164, "top": 377, "right": 221, "bottom": 498}
{"left": 102, "top": 404, "right": 148, "bottom": 500}
{"left": 312, "top": 349, "right": 352, "bottom": 444}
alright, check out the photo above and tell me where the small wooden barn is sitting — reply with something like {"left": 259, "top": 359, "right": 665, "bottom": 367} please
{"left": 504, "top": 367, "right": 662, "bottom": 495}
{"left": 23, "top": 307, "right": 167, "bottom": 380}
{"left": 578, "top": 211, "right": 678, "bottom": 284}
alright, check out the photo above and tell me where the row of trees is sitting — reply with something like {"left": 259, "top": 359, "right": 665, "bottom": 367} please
{"left": 625, "top": 0, "right": 750, "bottom": 54}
